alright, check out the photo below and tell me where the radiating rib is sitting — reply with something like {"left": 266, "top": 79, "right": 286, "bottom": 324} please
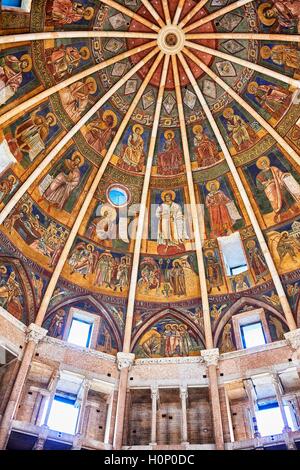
{"left": 178, "top": 0, "right": 209, "bottom": 29}
{"left": 0, "top": 47, "right": 159, "bottom": 226}
{"left": 183, "top": 0, "right": 254, "bottom": 33}
{"left": 123, "top": 55, "right": 170, "bottom": 353}
{"left": 171, "top": 54, "right": 213, "bottom": 349}
{"left": 183, "top": 47, "right": 300, "bottom": 167}
{"left": 140, "top": 0, "right": 165, "bottom": 28}
{"left": 34, "top": 51, "right": 164, "bottom": 327}
{"left": 173, "top": 0, "right": 186, "bottom": 26}
{"left": 179, "top": 50, "right": 297, "bottom": 331}
{"left": 0, "top": 30, "right": 158, "bottom": 45}
{"left": 99, "top": 0, "right": 160, "bottom": 31}
{"left": 186, "top": 40, "right": 300, "bottom": 88}
{"left": 186, "top": 33, "right": 300, "bottom": 42}
{"left": 0, "top": 41, "right": 156, "bottom": 126}
{"left": 162, "top": 0, "right": 171, "bottom": 25}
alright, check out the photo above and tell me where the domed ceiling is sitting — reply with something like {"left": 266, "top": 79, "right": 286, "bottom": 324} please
{"left": 1, "top": 0, "right": 300, "bottom": 359}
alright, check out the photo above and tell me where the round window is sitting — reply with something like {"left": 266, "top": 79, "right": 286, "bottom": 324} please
{"left": 107, "top": 185, "right": 129, "bottom": 207}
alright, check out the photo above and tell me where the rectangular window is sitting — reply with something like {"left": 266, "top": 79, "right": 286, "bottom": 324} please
{"left": 47, "top": 395, "right": 79, "bottom": 435}
{"left": 218, "top": 232, "right": 248, "bottom": 276}
{"left": 241, "top": 321, "right": 266, "bottom": 349}
{"left": 0, "top": 141, "right": 17, "bottom": 175}
{"left": 2, "top": 0, "right": 22, "bottom": 6}
{"left": 67, "top": 317, "right": 93, "bottom": 348}
{"left": 255, "top": 403, "right": 296, "bottom": 437}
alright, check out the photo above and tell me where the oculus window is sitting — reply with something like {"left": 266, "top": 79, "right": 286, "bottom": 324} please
{"left": 46, "top": 395, "right": 79, "bottom": 435}
{"left": 218, "top": 232, "right": 248, "bottom": 276}
{"left": 241, "top": 321, "right": 266, "bottom": 349}
{"left": 107, "top": 185, "right": 129, "bottom": 207}
{"left": 67, "top": 317, "right": 93, "bottom": 348}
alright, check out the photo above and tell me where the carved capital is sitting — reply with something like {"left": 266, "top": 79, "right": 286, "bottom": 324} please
{"left": 284, "top": 329, "right": 300, "bottom": 351}
{"left": 180, "top": 386, "right": 188, "bottom": 400}
{"left": 151, "top": 385, "right": 159, "bottom": 399}
{"left": 26, "top": 323, "right": 48, "bottom": 344}
{"left": 116, "top": 352, "right": 135, "bottom": 370}
{"left": 201, "top": 348, "right": 220, "bottom": 367}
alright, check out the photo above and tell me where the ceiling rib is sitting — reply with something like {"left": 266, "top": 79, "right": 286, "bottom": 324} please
{"left": 184, "top": 47, "right": 300, "bottom": 167}
{"left": 172, "top": 54, "right": 213, "bottom": 349}
{"left": 140, "top": 0, "right": 165, "bottom": 28}
{"left": 0, "top": 41, "right": 157, "bottom": 127}
{"left": 173, "top": 0, "right": 186, "bottom": 26}
{"left": 178, "top": 0, "right": 209, "bottom": 29}
{"left": 179, "top": 50, "right": 297, "bottom": 332}
{"left": 186, "top": 33, "right": 300, "bottom": 42}
{"left": 161, "top": 0, "right": 171, "bottom": 26}
{"left": 34, "top": 51, "right": 164, "bottom": 327}
{"left": 99, "top": 0, "right": 160, "bottom": 31}
{"left": 0, "top": 47, "right": 159, "bottom": 225}
{"left": 123, "top": 55, "right": 170, "bottom": 353}
{"left": 186, "top": 41, "right": 300, "bottom": 88}
{"left": 0, "top": 31, "right": 158, "bottom": 45}
{"left": 183, "top": 0, "right": 254, "bottom": 33}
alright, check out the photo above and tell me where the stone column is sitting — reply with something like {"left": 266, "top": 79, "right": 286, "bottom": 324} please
{"left": 224, "top": 387, "right": 235, "bottom": 443}
{"left": 180, "top": 386, "right": 189, "bottom": 445}
{"left": 113, "top": 352, "right": 135, "bottom": 450}
{"left": 243, "top": 379, "right": 261, "bottom": 438}
{"left": 150, "top": 386, "right": 159, "bottom": 446}
{"left": 72, "top": 379, "right": 91, "bottom": 450}
{"left": 32, "top": 424, "right": 49, "bottom": 451}
{"left": 202, "top": 349, "right": 224, "bottom": 450}
{"left": 104, "top": 391, "right": 114, "bottom": 445}
{"left": 0, "top": 324, "right": 47, "bottom": 449}
{"left": 271, "top": 374, "right": 291, "bottom": 433}
{"left": 35, "top": 390, "right": 50, "bottom": 427}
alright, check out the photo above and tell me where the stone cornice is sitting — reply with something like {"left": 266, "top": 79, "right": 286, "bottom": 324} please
{"left": 135, "top": 356, "right": 203, "bottom": 365}
{"left": 40, "top": 336, "right": 116, "bottom": 362}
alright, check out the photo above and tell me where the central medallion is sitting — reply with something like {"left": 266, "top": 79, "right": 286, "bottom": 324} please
{"left": 157, "top": 25, "right": 185, "bottom": 55}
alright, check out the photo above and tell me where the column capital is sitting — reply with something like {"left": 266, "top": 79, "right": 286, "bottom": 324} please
{"left": 151, "top": 385, "right": 159, "bottom": 398}
{"left": 180, "top": 386, "right": 188, "bottom": 400}
{"left": 201, "top": 348, "right": 220, "bottom": 367}
{"left": 284, "top": 329, "right": 300, "bottom": 351}
{"left": 116, "top": 352, "right": 135, "bottom": 370}
{"left": 25, "top": 323, "right": 48, "bottom": 344}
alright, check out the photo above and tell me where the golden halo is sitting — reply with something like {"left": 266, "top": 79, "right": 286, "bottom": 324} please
{"left": 8, "top": 175, "right": 16, "bottom": 184}
{"left": 85, "top": 77, "right": 97, "bottom": 94}
{"left": 80, "top": 46, "right": 91, "bottom": 60}
{"left": 235, "top": 273, "right": 245, "bottom": 282}
{"left": 164, "top": 130, "right": 174, "bottom": 139}
{"left": 87, "top": 243, "right": 95, "bottom": 252}
{"left": 193, "top": 124, "right": 203, "bottom": 135}
{"left": 103, "top": 110, "right": 118, "bottom": 128}
{"left": 46, "top": 112, "right": 57, "bottom": 127}
{"left": 132, "top": 124, "right": 144, "bottom": 135}
{"left": 161, "top": 190, "right": 176, "bottom": 201}
{"left": 246, "top": 240, "right": 256, "bottom": 249}
{"left": 247, "top": 81, "right": 259, "bottom": 94}
{"left": 100, "top": 203, "right": 117, "bottom": 221}
{"left": 206, "top": 180, "right": 220, "bottom": 192}
{"left": 256, "top": 156, "right": 270, "bottom": 170}
{"left": 258, "top": 3, "right": 276, "bottom": 26}
{"left": 0, "top": 266, "right": 7, "bottom": 274}
{"left": 204, "top": 249, "right": 214, "bottom": 258}
{"left": 22, "top": 203, "right": 30, "bottom": 213}
{"left": 83, "top": 6, "right": 94, "bottom": 20}
{"left": 71, "top": 151, "right": 84, "bottom": 167}
{"left": 223, "top": 107, "right": 234, "bottom": 119}
{"left": 260, "top": 45, "right": 272, "bottom": 60}
{"left": 20, "top": 54, "right": 32, "bottom": 72}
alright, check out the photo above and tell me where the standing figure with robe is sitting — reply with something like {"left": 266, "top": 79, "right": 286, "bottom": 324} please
{"left": 246, "top": 239, "right": 268, "bottom": 281}
{"left": 260, "top": 44, "right": 300, "bottom": 72}
{"left": 256, "top": 156, "right": 300, "bottom": 223}
{"left": 247, "top": 81, "right": 291, "bottom": 120}
{"left": 49, "top": 0, "right": 94, "bottom": 25}
{"left": 169, "top": 260, "right": 186, "bottom": 296}
{"left": 119, "top": 124, "right": 144, "bottom": 172}
{"left": 193, "top": 124, "right": 221, "bottom": 167}
{"left": 205, "top": 180, "right": 242, "bottom": 238}
{"left": 156, "top": 190, "right": 187, "bottom": 255}
{"left": 0, "top": 54, "right": 32, "bottom": 106}
{"left": 204, "top": 249, "right": 223, "bottom": 293}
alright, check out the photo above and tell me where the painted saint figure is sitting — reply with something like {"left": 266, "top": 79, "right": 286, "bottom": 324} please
{"left": 205, "top": 180, "right": 242, "bottom": 238}
{"left": 50, "top": 0, "right": 94, "bottom": 25}
{"left": 260, "top": 45, "right": 300, "bottom": 72}
{"left": 248, "top": 81, "right": 291, "bottom": 119}
{"left": 157, "top": 131, "right": 183, "bottom": 175}
{"left": 193, "top": 124, "right": 221, "bottom": 168}
{"left": 156, "top": 190, "right": 187, "bottom": 255}
{"left": 258, "top": 1, "right": 300, "bottom": 31}
{"left": 223, "top": 107, "right": 256, "bottom": 151}
{"left": 0, "top": 54, "right": 32, "bottom": 106}
{"left": 256, "top": 156, "right": 300, "bottom": 223}
{"left": 119, "top": 125, "right": 144, "bottom": 172}
{"left": 204, "top": 249, "right": 223, "bottom": 293}
{"left": 47, "top": 45, "right": 90, "bottom": 81}
{"left": 85, "top": 110, "right": 117, "bottom": 154}
{"left": 169, "top": 260, "right": 186, "bottom": 296}
{"left": 41, "top": 152, "right": 83, "bottom": 210}
{"left": 60, "top": 77, "right": 97, "bottom": 121}
{"left": 246, "top": 239, "right": 268, "bottom": 281}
